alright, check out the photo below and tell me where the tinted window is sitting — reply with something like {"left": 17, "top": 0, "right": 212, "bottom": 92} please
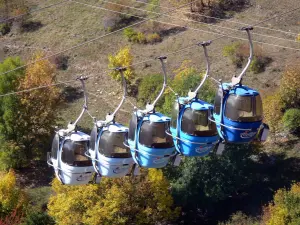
{"left": 181, "top": 108, "right": 218, "bottom": 136}
{"left": 62, "top": 140, "right": 92, "bottom": 167}
{"left": 139, "top": 121, "right": 174, "bottom": 148}
{"left": 99, "top": 131, "right": 131, "bottom": 158}
{"left": 214, "top": 87, "right": 223, "bottom": 115}
{"left": 128, "top": 114, "right": 137, "bottom": 141}
{"left": 225, "top": 95, "right": 263, "bottom": 122}
{"left": 171, "top": 101, "right": 179, "bottom": 129}
{"left": 51, "top": 134, "right": 59, "bottom": 159}
{"left": 90, "top": 126, "right": 97, "bottom": 151}
{"left": 255, "top": 95, "right": 263, "bottom": 118}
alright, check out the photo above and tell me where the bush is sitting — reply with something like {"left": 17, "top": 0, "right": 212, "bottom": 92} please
{"left": 147, "top": 33, "right": 162, "bottom": 44}
{"left": 296, "top": 34, "right": 300, "bottom": 41}
{"left": 280, "top": 65, "right": 300, "bottom": 109}
{"left": 0, "top": 23, "right": 11, "bottom": 36}
{"left": 282, "top": 108, "right": 300, "bottom": 133}
{"left": 223, "top": 42, "right": 271, "bottom": 72}
{"left": 263, "top": 92, "right": 284, "bottom": 133}
{"left": 219, "top": 211, "right": 259, "bottom": 225}
{"left": 23, "top": 212, "right": 55, "bottom": 225}
{"left": 54, "top": 55, "right": 69, "bottom": 70}
{"left": 223, "top": 42, "right": 244, "bottom": 67}
{"left": 0, "top": 140, "right": 27, "bottom": 170}
{"left": 123, "top": 28, "right": 147, "bottom": 44}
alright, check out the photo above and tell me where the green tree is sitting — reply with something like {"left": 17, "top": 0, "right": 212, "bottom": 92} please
{"left": 262, "top": 183, "right": 300, "bottom": 225}
{"left": 48, "top": 169, "right": 180, "bottom": 225}
{"left": 162, "top": 60, "right": 215, "bottom": 115}
{"left": 0, "top": 57, "right": 25, "bottom": 141}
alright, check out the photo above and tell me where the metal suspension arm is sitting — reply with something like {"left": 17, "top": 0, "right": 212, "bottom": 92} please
{"left": 144, "top": 56, "right": 167, "bottom": 113}
{"left": 231, "top": 26, "right": 254, "bottom": 86}
{"left": 105, "top": 67, "right": 127, "bottom": 123}
{"left": 188, "top": 40, "right": 211, "bottom": 100}
{"left": 73, "top": 76, "right": 88, "bottom": 126}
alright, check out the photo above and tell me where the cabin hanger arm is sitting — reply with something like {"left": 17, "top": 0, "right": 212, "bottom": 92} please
{"left": 142, "top": 56, "right": 167, "bottom": 114}
{"left": 188, "top": 40, "right": 212, "bottom": 101}
{"left": 231, "top": 26, "right": 254, "bottom": 86}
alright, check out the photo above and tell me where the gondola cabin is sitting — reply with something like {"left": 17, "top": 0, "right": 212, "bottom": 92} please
{"left": 89, "top": 122, "right": 134, "bottom": 178}
{"left": 128, "top": 112, "right": 176, "bottom": 168}
{"left": 170, "top": 97, "right": 219, "bottom": 156}
{"left": 213, "top": 83, "right": 265, "bottom": 143}
{"left": 48, "top": 131, "right": 94, "bottom": 185}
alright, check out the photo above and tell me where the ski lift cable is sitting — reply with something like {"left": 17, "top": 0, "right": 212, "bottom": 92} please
{"left": 96, "top": 0, "right": 299, "bottom": 44}
{"left": 0, "top": 0, "right": 197, "bottom": 76}
{"left": 0, "top": 0, "right": 70, "bottom": 24}
{"left": 134, "top": 0, "right": 299, "bottom": 36}
{"left": 1, "top": 5, "right": 300, "bottom": 97}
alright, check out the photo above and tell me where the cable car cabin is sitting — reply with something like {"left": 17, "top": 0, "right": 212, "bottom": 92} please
{"left": 213, "top": 83, "right": 264, "bottom": 143}
{"left": 170, "top": 97, "right": 219, "bottom": 156}
{"left": 89, "top": 123, "right": 134, "bottom": 178}
{"left": 48, "top": 131, "right": 94, "bottom": 185}
{"left": 128, "top": 112, "right": 176, "bottom": 168}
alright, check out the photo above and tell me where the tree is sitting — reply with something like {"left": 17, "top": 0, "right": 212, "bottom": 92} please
{"left": 262, "top": 183, "right": 300, "bottom": 225}
{"left": 161, "top": 60, "right": 215, "bottom": 115}
{"left": 48, "top": 169, "right": 180, "bottom": 225}
{"left": 108, "top": 46, "right": 135, "bottom": 81}
{"left": 167, "top": 143, "right": 263, "bottom": 224}
{"left": 17, "top": 52, "right": 61, "bottom": 159}
{"left": 0, "top": 170, "right": 27, "bottom": 218}
{"left": 0, "top": 57, "right": 25, "bottom": 141}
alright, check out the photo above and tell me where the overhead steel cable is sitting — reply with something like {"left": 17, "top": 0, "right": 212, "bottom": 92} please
{"left": 0, "top": 0, "right": 70, "bottom": 24}
{"left": 69, "top": 1, "right": 300, "bottom": 56}
{"left": 95, "top": 0, "right": 299, "bottom": 44}
{"left": 135, "top": 0, "right": 299, "bottom": 36}
{"left": 0, "top": 0, "right": 196, "bottom": 76}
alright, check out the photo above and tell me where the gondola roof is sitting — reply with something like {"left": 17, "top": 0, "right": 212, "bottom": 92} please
{"left": 221, "top": 83, "right": 260, "bottom": 96}
{"left": 69, "top": 131, "right": 90, "bottom": 141}
{"left": 178, "top": 97, "right": 213, "bottom": 110}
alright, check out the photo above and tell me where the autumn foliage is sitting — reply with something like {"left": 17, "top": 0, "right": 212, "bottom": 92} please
{"left": 48, "top": 169, "right": 180, "bottom": 225}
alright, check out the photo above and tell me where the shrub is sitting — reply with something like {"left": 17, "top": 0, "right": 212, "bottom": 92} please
{"left": 123, "top": 28, "right": 138, "bottom": 41}
{"left": 54, "top": 55, "right": 69, "bottom": 70}
{"left": 219, "top": 211, "right": 259, "bottom": 225}
{"left": 263, "top": 92, "right": 284, "bottom": 133}
{"left": 0, "top": 23, "right": 11, "bottom": 36}
{"left": 23, "top": 212, "right": 55, "bottom": 225}
{"left": 123, "top": 28, "right": 147, "bottom": 44}
{"left": 296, "top": 34, "right": 300, "bottom": 41}
{"left": 223, "top": 42, "right": 271, "bottom": 72}
{"left": 0, "top": 170, "right": 27, "bottom": 218}
{"left": 138, "top": 74, "right": 164, "bottom": 107}
{"left": 0, "top": 140, "right": 27, "bottom": 170}
{"left": 280, "top": 65, "right": 300, "bottom": 109}
{"left": 282, "top": 108, "right": 300, "bottom": 133}
{"left": 223, "top": 42, "right": 244, "bottom": 67}
{"left": 108, "top": 46, "right": 135, "bottom": 81}
{"left": 147, "top": 33, "right": 162, "bottom": 44}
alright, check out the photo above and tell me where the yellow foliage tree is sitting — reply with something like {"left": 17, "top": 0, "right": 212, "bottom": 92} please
{"left": 108, "top": 46, "right": 135, "bottom": 81}
{"left": 17, "top": 52, "right": 61, "bottom": 158}
{"left": 48, "top": 169, "right": 180, "bottom": 225}
{"left": 262, "top": 183, "right": 300, "bottom": 225}
{"left": 263, "top": 92, "right": 284, "bottom": 133}
{"left": 0, "top": 170, "right": 27, "bottom": 218}
{"left": 280, "top": 65, "right": 300, "bottom": 109}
